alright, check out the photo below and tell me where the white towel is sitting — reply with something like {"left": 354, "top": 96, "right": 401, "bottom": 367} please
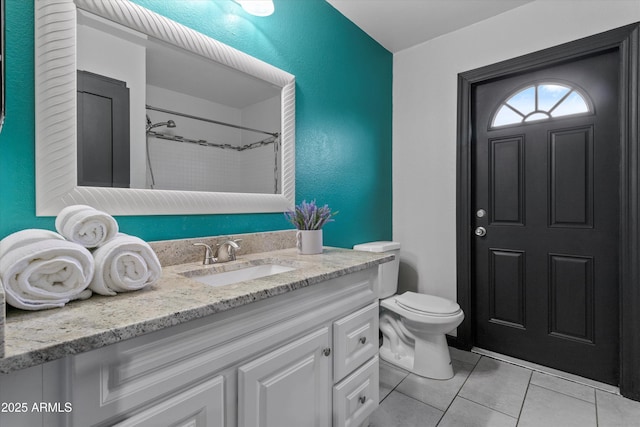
{"left": 90, "top": 234, "right": 161, "bottom": 296}
{"left": 0, "top": 229, "right": 94, "bottom": 311}
{"left": 55, "top": 204, "right": 118, "bottom": 248}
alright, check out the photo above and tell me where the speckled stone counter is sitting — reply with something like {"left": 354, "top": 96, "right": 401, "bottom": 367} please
{"left": 0, "top": 245, "right": 392, "bottom": 374}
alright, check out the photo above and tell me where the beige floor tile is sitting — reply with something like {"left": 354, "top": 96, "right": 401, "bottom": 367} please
{"left": 596, "top": 389, "right": 640, "bottom": 427}
{"left": 395, "top": 358, "right": 475, "bottom": 410}
{"left": 368, "top": 391, "right": 443, "bottom": 427}
{"left": 518, "top": 384, "right": 596, "bottom": 427}
{"left": 458, "top": 357, "right": 532, "bottom": 417}
{"left": 450, "top": 346, "right": 481, "bottom": 365}
{"left": 530, "top": 371, "right": 595, "bottom": 403}
{"left": 438, "top": 397, "right": 517, "bottom": 427}
{"left": 379, "top": 359, "right": 410, "bottom": 402}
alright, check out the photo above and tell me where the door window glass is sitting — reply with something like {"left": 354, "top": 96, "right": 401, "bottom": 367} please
{"left": 491, "top": 83, "right": 590, "bottom": 128}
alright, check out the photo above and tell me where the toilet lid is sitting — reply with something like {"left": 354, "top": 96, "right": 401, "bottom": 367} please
{"left": 395, "top": 291, "right": 461, "bottom": 316}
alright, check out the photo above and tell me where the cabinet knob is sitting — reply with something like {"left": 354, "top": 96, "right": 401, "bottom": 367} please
{"left": 359, "top": 336, "right": 367, "bottom": 344}
{"left": 358, "top": 395, "right": 366, "bottom": 404}
{"left": 322, "top": 348, "right": 331, "bottom": 357}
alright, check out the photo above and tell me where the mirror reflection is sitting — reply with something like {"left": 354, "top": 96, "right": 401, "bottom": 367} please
{"left": 77, "top": 10, "right": 282, "bottom": 194}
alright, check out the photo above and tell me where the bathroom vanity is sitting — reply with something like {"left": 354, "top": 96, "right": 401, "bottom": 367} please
{"left": 0, "top": 235, "right": 391, "bottom": 427}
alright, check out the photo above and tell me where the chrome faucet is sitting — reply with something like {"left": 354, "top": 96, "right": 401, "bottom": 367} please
{"left": 193, "top": 242, "right": 215, "bottom": 265}
{"left": 193, "top": 239, "right": 242, "bottom": 265}
{"left": 216, "top": 239, "right": 242, "bottom": 262}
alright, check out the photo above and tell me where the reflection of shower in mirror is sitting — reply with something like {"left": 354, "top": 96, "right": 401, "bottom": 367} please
{"left": 146, "top": 115, "right": 176, "bottom": 132}
{"left": 144, "top": 105, "right": 281, "bottom": 194}
{"left": 146, "top": 115, "right": 178, "bottom": 188}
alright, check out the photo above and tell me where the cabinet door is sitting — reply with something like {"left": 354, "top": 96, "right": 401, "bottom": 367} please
{"left": 113, "top": 376, "right": 224, "bottom": 427}
{"left": 238, "top": 327, "right": 331, "bottom": 427}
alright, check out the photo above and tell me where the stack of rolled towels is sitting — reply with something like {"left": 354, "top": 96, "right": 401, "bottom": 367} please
{"left": 0, "top": 205, "right": 161, "bottom": 311}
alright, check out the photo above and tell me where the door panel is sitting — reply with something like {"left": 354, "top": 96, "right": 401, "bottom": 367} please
{"left": 490, "top": 136, "right": 524, "bottom": 225}
{"left": 548, "top": 254, "right": 594, "bottom": 343}
{"left": 549, "top": 127, "right": 593, "bottom": 227}
{"left": 472, "top": 50, "right": 620, "bottom": 385}
{"left": 489, "top": 249, "right": 526, "bottom": 328}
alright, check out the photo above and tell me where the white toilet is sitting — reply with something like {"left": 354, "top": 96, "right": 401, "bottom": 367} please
{"left": 353, "top": 241, "right": 464, "bottom": 380}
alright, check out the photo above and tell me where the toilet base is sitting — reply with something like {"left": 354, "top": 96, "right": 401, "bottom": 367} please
{"left": 379, "top": 346, "right": 414, "bottom": 372}
{"left": 379, "top": 333, "right": 454, "bottom": 380}
{"left": 412, "top": 333, "right": 454, "bottom": 380}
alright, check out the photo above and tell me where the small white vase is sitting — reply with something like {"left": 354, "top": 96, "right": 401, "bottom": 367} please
{"left": 296, "top": 229, "right": 323, "bottom": 254}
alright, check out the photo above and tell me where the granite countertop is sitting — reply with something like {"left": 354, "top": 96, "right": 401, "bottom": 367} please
{"left": 0, "top": 247, "right": 392, "bottom": 374}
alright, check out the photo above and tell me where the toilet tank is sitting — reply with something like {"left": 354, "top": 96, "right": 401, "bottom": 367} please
{"left": 353, "top": 241, "right": 401, "bottom": 299}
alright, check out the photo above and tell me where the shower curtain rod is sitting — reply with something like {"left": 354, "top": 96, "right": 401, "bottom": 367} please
{"left": 147, "top": 130, "right": 277, "bottom": 151}
{"left": 146, "top": 105, "right": 279, "bottom": 137}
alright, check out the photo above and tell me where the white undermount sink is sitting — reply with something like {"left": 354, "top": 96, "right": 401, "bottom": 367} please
{"left": 185, "top": 264, "right": 296, "bottom": 288}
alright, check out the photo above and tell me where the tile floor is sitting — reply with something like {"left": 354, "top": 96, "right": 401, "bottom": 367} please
{"left": 370, "top": 348, "right": 640, "bottom": 427}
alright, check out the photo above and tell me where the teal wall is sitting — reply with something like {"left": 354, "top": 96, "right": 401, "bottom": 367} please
{"left": 0, "top": 0, "right": 392, "bottom": 248}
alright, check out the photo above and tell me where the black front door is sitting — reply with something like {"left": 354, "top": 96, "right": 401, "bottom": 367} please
{"left": 471, "top": 50, "right": 620, "bottom": 385}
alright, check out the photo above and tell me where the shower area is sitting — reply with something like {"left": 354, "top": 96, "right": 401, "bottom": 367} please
{"left": 144, "top": 101, "right": 280, "bottom": 194}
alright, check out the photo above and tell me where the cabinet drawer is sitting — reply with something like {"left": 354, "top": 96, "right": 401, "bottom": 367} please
{"left": 333, "top": 301, "right": 379, "bottom": 382}
{"left": 114, "top": 375, "right": 225, "bottom": 427}
{"left": 333, "top": 356, "right": 379, "bottom": 427}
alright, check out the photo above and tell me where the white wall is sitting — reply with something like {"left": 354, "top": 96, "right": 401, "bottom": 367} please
{"left": 77, "top": 24, "right": 147, "bottom": 188}
{"left": 393, "top": 1, "right": 640, "bottom": 303}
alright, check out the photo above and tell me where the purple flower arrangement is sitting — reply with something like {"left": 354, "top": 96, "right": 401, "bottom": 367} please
{"left": 285, "top": 200, "right": 337, "bottom": 230}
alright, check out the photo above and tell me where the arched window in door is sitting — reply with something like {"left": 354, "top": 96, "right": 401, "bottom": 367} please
{"left": 491, "top": 82, "right": 592, "bottom": 128}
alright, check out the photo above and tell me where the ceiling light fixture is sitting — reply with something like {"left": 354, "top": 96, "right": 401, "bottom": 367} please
{"left": 234, "top": 0, "right": 275, "bottom": 17}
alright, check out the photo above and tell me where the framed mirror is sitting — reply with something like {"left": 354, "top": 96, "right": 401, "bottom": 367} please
{"left": 35, "top": 0, "right": 295, "bottom": 215}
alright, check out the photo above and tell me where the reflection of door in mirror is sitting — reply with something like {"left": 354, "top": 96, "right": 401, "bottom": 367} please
{"left": 77, "top": 70, "right": 130, "bottom": 187}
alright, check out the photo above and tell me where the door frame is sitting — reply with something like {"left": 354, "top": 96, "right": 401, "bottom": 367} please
{"left": 455, "top": 23, "right": 640, "bottom": 399}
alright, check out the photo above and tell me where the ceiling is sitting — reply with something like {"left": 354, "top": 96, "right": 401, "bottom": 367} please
{"left": 325, "top": 0, "right": 534, "bottom": 53}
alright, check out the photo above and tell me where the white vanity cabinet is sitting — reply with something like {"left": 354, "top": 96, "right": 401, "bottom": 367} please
{"left": 238, "top": 327, "right": 332, "bottom": 427}
{"left": 1, "top": 266, "right": 380, "bottom": 427}
{"left": 112, "top": 375, "right": 226, "bottom": 427}
{"left": 237, "top": 302, "right": 380, "bottom": 427}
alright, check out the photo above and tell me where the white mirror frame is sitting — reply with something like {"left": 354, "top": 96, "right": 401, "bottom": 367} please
{"left": 35, "top": 0, "right": 295, "bottom": 216}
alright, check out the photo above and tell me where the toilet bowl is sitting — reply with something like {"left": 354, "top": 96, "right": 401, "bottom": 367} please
{"left": 353, "top": 241, "right": 465, "bottom": 380}
{"left": 380, "top": 292, "right": 464, "bottom": 379}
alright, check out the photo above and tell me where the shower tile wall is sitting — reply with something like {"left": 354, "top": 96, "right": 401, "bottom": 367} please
{"left": 146, "top": 85, "right": 278, "bottom": 193}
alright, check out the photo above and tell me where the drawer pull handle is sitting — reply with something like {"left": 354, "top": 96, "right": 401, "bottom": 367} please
{"left": 322, "top": 348, "right": 331, "bottom": 357}
{"left": 358, "top": 395, "right": 366, "bottom": 404}
{"left": 359, "top": 336, "right": 367, "bottom": 344}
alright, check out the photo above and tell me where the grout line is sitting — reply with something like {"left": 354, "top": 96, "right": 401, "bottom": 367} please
{"left": 594, "top": 388, "right": 600, "bottom": 427}
{"left": 531, "top": 381, "right": 597, "bottom": 405}
{"left": 455, "top": 355, "right": 523, "bottom": 421}
{"left": 434, "top": 356, "right": 478, "bottom": 426}
{"left": 516, "top": 370, "right": 534, "bottom": 423}
{"left": 378, "top": 363, "right": 410, "bottom": 405}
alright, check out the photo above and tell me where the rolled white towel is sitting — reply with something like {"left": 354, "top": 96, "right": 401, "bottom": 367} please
{"left": 0, "top": 229, "right": 94, "bottom": 311}
{"left": 90, "top": 234, "right": 161, "bottom": 296}
{"left": 55, "top": 204, "right": 118, "bottom": 248}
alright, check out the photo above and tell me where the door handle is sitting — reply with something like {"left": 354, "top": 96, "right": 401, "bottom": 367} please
{"left": 475, "top": 226, "right": 487, "bottom": 237}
